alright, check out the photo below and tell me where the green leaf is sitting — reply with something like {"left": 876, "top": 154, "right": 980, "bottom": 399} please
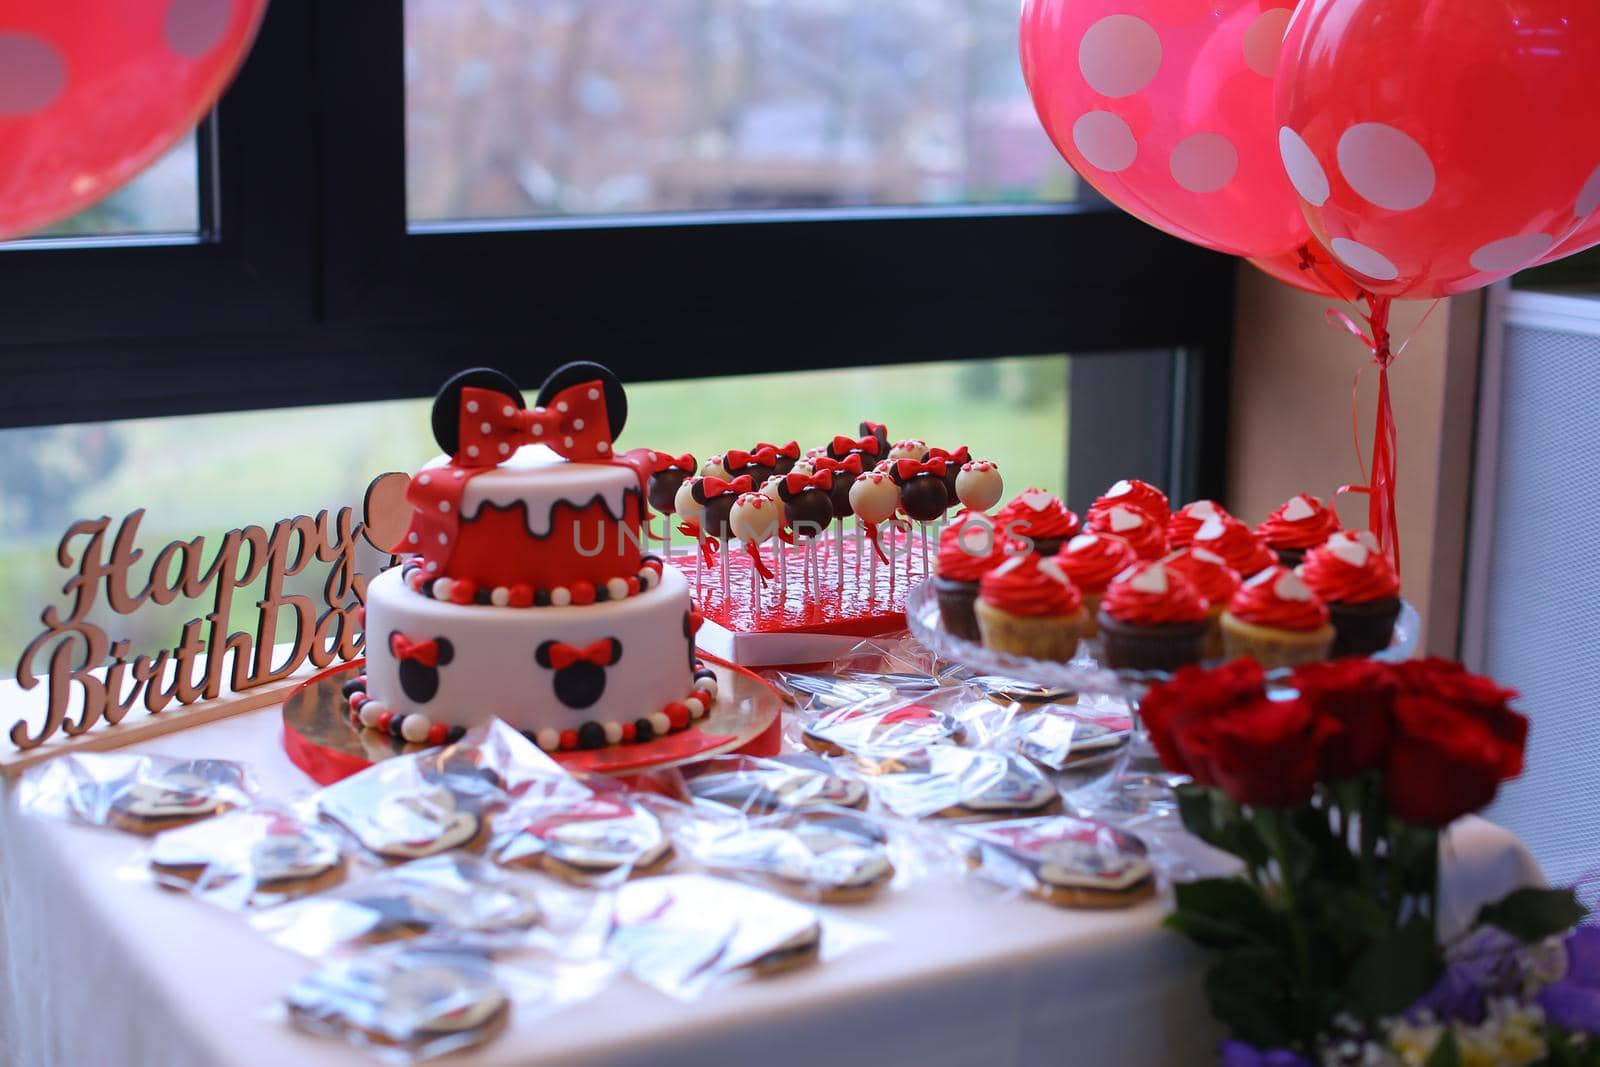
{"left": 1166, "top": 878, "right": 1280, "bottom": 950}
{"left": 1203, "top": 947, "right": 1297, "bottom": 1050}
{"left": 1475, "top": 887, "right": 1587, "bottom": 944}
{"left": 1342, "top": 918, "right": 1442, "bottom": 1022}
{"left": 1176, "top": 783, "right": 1215, "bottom": 841}
{"left": 1424, "top": 1028, "right": 1460, "bottom": 1067}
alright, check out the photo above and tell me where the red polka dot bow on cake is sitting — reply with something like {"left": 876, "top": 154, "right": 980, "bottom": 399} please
{"left": 454, "top": 381, "right": 615, "bottom": 466}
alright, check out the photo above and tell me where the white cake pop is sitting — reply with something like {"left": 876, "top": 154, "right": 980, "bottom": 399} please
{"left": 675, "top": 477, "right": 705, "bottom": 525}
{"left": 889, "top": 438, "right": 927, "bottom": 461}
{"left": 955, "top": 459, "right": 1005, "bottom": 512}
{"left": 701, "top": 454, "right": 729, "bottom": 480}
{"left": 730, "top": 492, "right": 780, "bottom": 544}
{"left": 849, "top": 470, "right": 900, "bottom": 525}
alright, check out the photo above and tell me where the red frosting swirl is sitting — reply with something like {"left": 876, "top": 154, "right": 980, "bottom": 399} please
{"left": 1226, "top": 566, "right": 1330, "bottom": 631}
{"left": 1256, "top": 493, "right": 1342, "bottom": 551}
{"left": 1084, "top": 503, "right": 1167, "bottom": 559}
{"left": 1166, "top": 499, "right": 1231, "bottom": 549}
{"left": 938, "top": 512, "right": 1005, "bottom": 583}
{"left": 1087, "top": 478, "right": 1171, "bottom": 527}
{"left": 997, "top": 488, "right": 1080, "bottom": 543}
{"left": 1053, "top": 533, "right": 1138, "bottom": 594}
{"left": 1190, "top": 516, "right": 1275, "bottom": 576}
{"left": 1164, "top": 547, "right": 1241, "bottom": 608}
{"left": 1101, "top": 561, "right": 1208, "bottom": 626}
{"left": 1298, "top": 531, "right": 1400, "bottom": 605}
{"left": 978, "top": 553, "right": 1083, "bottom": 617}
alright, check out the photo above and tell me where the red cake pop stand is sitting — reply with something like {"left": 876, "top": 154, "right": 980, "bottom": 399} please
{"left": 281, "top": 652, "right": 786, "bottom": 786}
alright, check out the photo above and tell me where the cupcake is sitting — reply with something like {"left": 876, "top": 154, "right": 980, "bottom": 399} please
{"left": 1219, "top": 566, "right": 1335, "bottom": 668}
{"left": 1256, "top": 493, "right": 1341, "bottom": 569}
{"left": 1298, "top": 530, "right": 1401, "bottom": 657}
{"left": 1167, "top": 499, "right": 1231, "bottom": 550}
{"left": 1164, "top": 547, "right": 1242, "bottom": 660}
{"left": 1096, "top": 561, "right": 1210, "bottom": 672}
{"left": 1085, "top": 503, "right": 1167, "bottom": 560}
{"left": 1190, "top": 515, "right": 1276, "bottom": 578}
{"left": 935, "top": 511, "right": 1006, "bottom": 641}
{"left": 1087, "top": 478, "right": 1171, "bottom": 527}
{"left": 974, "top": 553, "right": 1087, "bottom": 663}
{"left": 996, "top": 488, "right": 1080, "bottom": 556}
{"left": 1053, "top": 533, "right": 1138, "bottom": 638}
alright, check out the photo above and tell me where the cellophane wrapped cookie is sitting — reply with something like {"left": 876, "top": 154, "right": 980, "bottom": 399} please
{"left": 18, "top": 751, "right": 255, "bottom": 835}
{"left": 491, "top": 790, "right": 674, "bottom": 887}
{"left": 147, "top": 804, "right": 348, "bottom": 908}
{"left": 255, "top": 853, "right": 557, "bottom": 958}
{"left": 846, "top": 745, "right": 1063, "bottom": 822}
{"left": 681, "top": 753, "right": 869, "bottom": 816}
{"left": 798, "top": 692, "right": 977, "bottom": 757}
{"left": 997, "top": 697, "right": 1134, "bottom": 773}
{"left": 957, "top": 815, "right": 1157, "bottom": 909}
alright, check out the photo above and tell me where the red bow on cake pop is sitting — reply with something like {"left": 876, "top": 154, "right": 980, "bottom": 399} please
{"left": 724, "top": 446, "right": 777, "bottom": 471}
{"left": 651, "top": 451, "right": 695, "bottom": 474}
{"left": 543, "top": 639, "right": 619, "bottom": 670}
{"left": 783, "top": 470, "right": 835, "bottom": 494}
{"left": 389, "top": 634, "right": 443, "bottom": 667}
{"left": 454, "top": 381, "right": 614, "bottom": 466}
{"left": 700, "top": 475, "right": 754, "bottom": 498}
{"left": 830, "top": 434, "right": 883, "bottom": 458}
{"left": 813, "top": 454, "right": 864, "bottom": 476}
{"left": 759, "top": 441, "right": 801, "bottom": 460}
{"left": 924, "top": 446, "right": 970, "bottom": 466}
{"left": 893, "top": 458, "right": 948, "bottom": 480}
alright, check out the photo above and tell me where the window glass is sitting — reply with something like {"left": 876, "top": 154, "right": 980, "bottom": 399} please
{"left": 0, "top": 355, "right": 1068, "bottom": 678}
{"left": 5, "top": 138, "right": 201, "bottom": 243}
{"left": 404, "top": 0, "right": 1076, "bottom": 223}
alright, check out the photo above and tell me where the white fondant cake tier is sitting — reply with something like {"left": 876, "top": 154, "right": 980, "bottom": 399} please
{"left": 363, "top": 564, "right": 697, "bottom": 737}
{"left": 418, "top": 445, "right": 640, "bottom": 539}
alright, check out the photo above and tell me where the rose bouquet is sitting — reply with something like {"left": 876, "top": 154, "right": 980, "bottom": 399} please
{"left": 1144, "top": 657, "right": 1592, "bottom": 1065}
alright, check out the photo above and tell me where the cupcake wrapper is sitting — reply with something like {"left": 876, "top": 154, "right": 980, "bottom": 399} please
{"left": 975, "top": 601, "right": 1086, "bottom": 663}
{"left": 1271, "top": 546, "right": 1308, "bottom": 570}
{"left": 1030, "top": 536, "right": 1070, "bottom": 557}
{"left": 1328, "top": 597, "right": 1402, "bottom": 658}
{"left": 934, "top": 577, "right": 982, "bottom": 643}
{"left": 1202, "top": 604, "right": 1226, "bottom": 662}
{"left": 1080, "top": 593, "right": 1104, "bottom": 638}
{"left": 1095, "top": 612, "right": 1208, "bottom": 672}
{"left": 1219, "top": 613, "right": 1335, "bottom": 669}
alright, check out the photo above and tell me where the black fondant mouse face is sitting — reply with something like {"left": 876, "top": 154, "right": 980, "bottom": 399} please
{"left": 390, "top": 633, "right": 455, "bottom": 704}
{"left": 682, "top": 610, "right": 695, "bottom": 672}
{"left": 535, "top": 638, "right": 623, "bottom": 710}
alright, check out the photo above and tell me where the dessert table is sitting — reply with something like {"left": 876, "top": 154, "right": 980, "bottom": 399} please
{"left": 0, "top": 706, "right": 1541, "bottom": 1067}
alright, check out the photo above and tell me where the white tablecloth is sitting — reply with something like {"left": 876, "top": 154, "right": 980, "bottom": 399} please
{"left": 0, "top": 708, "right": 1543, "bottom": 1067}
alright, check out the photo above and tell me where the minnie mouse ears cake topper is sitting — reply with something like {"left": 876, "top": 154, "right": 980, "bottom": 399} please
{"left": 430, "top": 362, "right": 628, "bottom": 464}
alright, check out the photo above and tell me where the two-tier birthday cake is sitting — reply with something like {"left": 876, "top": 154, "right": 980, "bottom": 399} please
{"left": 347, "top": 364, "right": 717, "bottom": 752}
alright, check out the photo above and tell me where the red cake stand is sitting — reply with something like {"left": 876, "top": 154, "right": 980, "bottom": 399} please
{"left": 674, "top": 525, "right": 935, "bottom": 666}
{"left": 280, "top": 652, "right": 786, "bottom": 786}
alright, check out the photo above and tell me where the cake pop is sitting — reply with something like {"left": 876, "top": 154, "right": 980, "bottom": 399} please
{"left": 701, "top": 454, "right": 730, "bottom": 480}
{"left": 889, "top": 438, "right": 927, "bottom": 462}
{"left": 922, "top": 445, "right": 970, "bottom": 502}
{"left": 760, "top": 441, "right": 802, "bottom": 479}
{"left": 955, "top": 459, "right": 1004, "bottom": 512}
{"left": 730, "top": 492, "right": 779, "bottom": 586}
{"left": 824, "top": 433, "right": 883, "bottom": 465}
{"left": 859, "top": 421, "right": 889, "bottom": 453}
{"left": 723, "top": 445, "right": 780, "bottom": 487}
{"left": 814, "top": 455, "right": 865, "bottom": 590}
{"left": 649, "top": 452, "right": 696, "bottom": 562}
{"left": 694, "top": 475, "right": 753, "bottom": 607}
{"left": 889, "top": 458, "right": 950, "bottom": 583}
{"left": 777, "top": 470, "right": 835, "bottom": 599}
{"left": 850, "top": 469, "right": 899, "bottom": 602}
{"left": 675, "top": 476, "right": 708, "bottom": 598}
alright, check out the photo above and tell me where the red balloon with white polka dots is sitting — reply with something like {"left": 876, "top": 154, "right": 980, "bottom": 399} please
{"left": 1020, "top": 0, "right": 1313, "bottom": 262}
{"left": 0, "top": 0, "right": 267, "bottom": 240}
{"left": 1275, "top": 0, "right": 1600, "bottom": 299}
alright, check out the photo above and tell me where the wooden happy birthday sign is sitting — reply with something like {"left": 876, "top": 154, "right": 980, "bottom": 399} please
{"left": 3, "top": 473, "right": 412, "bottom": 769}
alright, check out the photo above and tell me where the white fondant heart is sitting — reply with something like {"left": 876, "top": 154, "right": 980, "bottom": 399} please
{"left": 1067, "top": 534, "right": 1098, "bottom": 552}
{"left": 1128, "top": 565, "right": 1168, "bottom": 595}
{"left": 1283, "top": 495, "right": 1317, "bottom": 522}
{"left": 992, "top": 554, "right": 1026, "bottom": 578}
{"left": 1037, "top": 558, "right": 1072, "bottom": 587}
{"left": 1194, "top": 518, "right": 1225, "bottom": 541}
{"left": 1354, "top": 530, "right": 1380, "bottom": 552}
{"left": 1274, "top": 572, "right": 1314, "bottom": 601}
{"left": 1106, "top": 479, "right": 1133, "bottom": 498}
{"left": 1187, "top": 500, "right": 1219, "bottom": 519}
{"left": 1190, "top": 547, "right": 1226, "bottom": 566}
{"left": 1245, "top": 567, "right": 1275, "bottom": 588}
{"left": 1328, "top": 535, "right": 1370, "bottom": 567}
{"left": 1019, "top": 490, "right": 1055, "bottom": 512}
{"left": 1108, "top": 506, "right": 1143, "bottom": 533}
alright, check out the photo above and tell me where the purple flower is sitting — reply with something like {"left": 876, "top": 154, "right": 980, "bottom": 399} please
{"left": 1410, "top": 928, "right": 1520, "bottom": 1025}
{"left": 1538, "top": 927, "right": 1600, "bottom": 1035}
{"left": 1218, "top": 1040, "right": 1313, "bottom": 1067}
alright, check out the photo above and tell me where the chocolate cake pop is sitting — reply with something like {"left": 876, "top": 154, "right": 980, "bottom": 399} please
{"left": 955, "top": 459, "right": 1004, "bottom": 512}
{"left": 890, "top": 459, "right": 950, "bottom": 522}
{"left": 859, "top": 421, "right": 889, "bottom": 453}
{"left": 693, "top": 475, "right": 753, "bottom": 542}
{"left": 814, "top": 455, "right": 864, "bottom": 522}
{"left": 889, "top": 439, "right": 928, "bottom": 462}
{"left": 825, "top": 433, "right": 884, "bottom": 465}
{"left": 777, "top": 471, "right": 835, "bottom": 540}
{"left": 762, "top": 441, "right": 802, "bottom": 479}
{"left": 923, "top": 446, "right": 971, "bottom": 501}
{"left": 648, "top": 452, "right": 696, "bottom": 516}
{"left": 723, "top": 445, "right": 778, "bottom": 487}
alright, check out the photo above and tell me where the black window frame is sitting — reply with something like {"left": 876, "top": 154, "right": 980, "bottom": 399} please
{"left": 0, "top": 0, "right": 1235, "bottom": 505}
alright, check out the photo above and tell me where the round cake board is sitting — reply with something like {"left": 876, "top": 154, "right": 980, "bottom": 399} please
{"left": 281, "top": 652, "right": 785, "bottom": 786}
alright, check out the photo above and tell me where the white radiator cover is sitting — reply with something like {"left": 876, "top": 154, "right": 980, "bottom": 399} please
{"left": 1466, "top": 286, "right": 1600, "bottom": 891}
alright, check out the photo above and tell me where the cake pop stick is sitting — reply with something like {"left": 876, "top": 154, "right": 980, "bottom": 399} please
{"left": 814, "top": 455, "right": 863, "bottom": 593}
{"left": 892, "top": 458, "right": 952, "bottom": 585}
{"left": 675, "top": 476, "right": 706, "bottom": 599}
{"left": 849, "top": 470, "right": 899, "bottom": 606}
{"left": 649, "top": 451, "right": 695, "bottom": 564}
{"left": 776, "top": 470, "right": 835, "bottom": 605}
{"left": 692, "top": 474, "right": 749, "bottom": 609}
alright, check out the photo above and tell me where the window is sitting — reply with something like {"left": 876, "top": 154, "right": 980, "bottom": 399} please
{"left": 12, "top": 138, "right": 201, "bottom": 242}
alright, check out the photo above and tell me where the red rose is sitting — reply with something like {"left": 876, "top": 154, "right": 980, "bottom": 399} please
{"left": 1390, "top": 659, "right": 1525, "bottom": 780}
{"left": 1292, "top": 658, "right": 1396, "bottom": 781}
{"left": 1385, "top": 693, "right": 1528, "bottom": 826}
{"left": 1140, "top": 659, "right": 1265, "bottom": 784}
{"left": 1180, "top": 695, "right": 1338, "bottom": 808}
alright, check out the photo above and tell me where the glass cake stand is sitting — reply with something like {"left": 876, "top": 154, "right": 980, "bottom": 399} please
{"left": 905, "top": 580, "right": 1421, "bottom": 815}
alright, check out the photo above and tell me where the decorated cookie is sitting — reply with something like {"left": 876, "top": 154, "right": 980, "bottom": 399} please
{"left": 148, "top": 809, "right": 348, "bottom": 902}
{"left": 697, "top": 810, "right": 895, "bottom": 903}
{"left": 851, "top": 746, "right": 1062, "bottom": 822}
{"left": 498, "top": 796, "right": 672, "bottom": 882}
{"left": 1009, "top": 703, "right": 1134, "bottom": 771}
{"left": 285, "top": 949, "right": 510, "bottom": 1056}
{"left": 107, "top": 759, "right": 250, "bottom": 835}
{"left": 609, "top": 875, "right": 824, "bottom": 984}
{"left": 686, "top": 756, "right": 869, "bottom": 814}
{"left": 387, "top": 854, "right": 544, "bottom": 936}
{"left": 319, "top": 780, "right": 490, "bottom": 863}
{"left": 801, "top": 700, "right": 967, "bottom": 756}
{"left": 955, "top": 459, "right": 1004, "bottom": 512}
{"left": 961, "top": 816, "right": 1155, "bottom": 908}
